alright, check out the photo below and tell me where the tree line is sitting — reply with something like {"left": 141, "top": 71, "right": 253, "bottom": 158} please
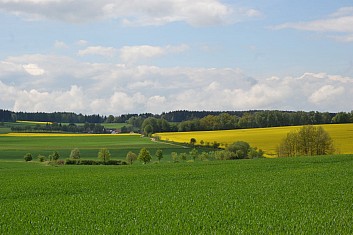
{"left": 11, "top": 122, "right": 106, "bottom": 134}
{"left": 2, "top": 109, "right": 353, "bottom": 134}
{"left": 135, "top": 111, "right": 353, "bottom": 135}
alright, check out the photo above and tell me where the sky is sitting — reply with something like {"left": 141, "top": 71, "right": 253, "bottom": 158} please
{"left": 0, "top": 0, "right": 353, "bottom": 115}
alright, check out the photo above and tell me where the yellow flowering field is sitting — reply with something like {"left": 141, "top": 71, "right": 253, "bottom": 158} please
{"left": 155, "top": 124, "right": 353, "bottom": 156}
{"left": 16, "top": 120, "right": 53, "bottom": 125}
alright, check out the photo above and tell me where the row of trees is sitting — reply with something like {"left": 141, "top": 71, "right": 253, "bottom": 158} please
{"left": 11, "top": 122, "right": 106, "bottom": 134}
{"left": 3, "top": 109, "right": 353, "bottom": 126}
{"left": 125, "top": 111, "right": 353, "bottom": 135}
{"left": 0, "top": 110, "right": 105, "bottom": 123}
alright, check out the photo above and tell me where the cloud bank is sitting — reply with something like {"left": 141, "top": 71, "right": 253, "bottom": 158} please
{"left": 1, "top": 54, "right": 352, "bottom": 115}
{"left": 0, "top": 0, "right": 260, "bottom": 26}
{"left": 273, "top": 7, "right": 353, "bottom": 42}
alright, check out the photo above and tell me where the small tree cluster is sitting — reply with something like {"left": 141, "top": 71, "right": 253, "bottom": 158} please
{"left": 277, "top": 125, "right": 335, "bottom": 157}
{"left": 226, "top": 141, "right": 263, "bottom": 159}
{"left": 49, "top": 151, "right": 60, "bottom": 161}
{"left": 24, "top": 153, "right": 32, "bottom": 162}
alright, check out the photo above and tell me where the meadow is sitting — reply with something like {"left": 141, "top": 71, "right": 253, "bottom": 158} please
{"left": 0, "top": 133, "right": 187, "bottom": 161}
{"left": 155, "top": 123, "right": 353, "bottom": 156}
{"left": 0, "top": 155, "right": 352, "bottom": 234}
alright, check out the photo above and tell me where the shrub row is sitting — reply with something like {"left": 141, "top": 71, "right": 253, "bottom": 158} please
{"left": 65, "top": 159, "right": 127, "bottom": 165}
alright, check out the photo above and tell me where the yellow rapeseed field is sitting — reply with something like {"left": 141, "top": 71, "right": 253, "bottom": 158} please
{"left": 155, "top": 124, "right": 353, "bottom": 156}
{"left": 16, "top": 120, "right": 53, "bottom": 125}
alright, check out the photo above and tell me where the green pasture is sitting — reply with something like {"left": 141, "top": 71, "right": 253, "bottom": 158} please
{"left": 0, "top": 155, "right": 352, "bottom": 234}
{"left": 0, "top": 134, "right": 188, "bottom": 161}
{"left": 0, "top": 121, "right": 129, "bottom": 134}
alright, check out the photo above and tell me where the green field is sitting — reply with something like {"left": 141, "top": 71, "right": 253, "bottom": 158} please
{"left": 0, "top": 134, "right": 187, "bottom": 161}
{"left": 1, "top": 155, "right": 352, "bottom": 234}
{"left": 0, "top": 121, "right": 130, "bottom": 134}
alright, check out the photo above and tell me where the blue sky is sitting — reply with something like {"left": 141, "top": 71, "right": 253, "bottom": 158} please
{"left": 0, "top": 0, "right": 353, "bottom": 115}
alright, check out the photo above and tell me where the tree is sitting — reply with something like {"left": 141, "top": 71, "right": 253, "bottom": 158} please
{"left": 190, "top": 138, "right": 196, "bottom": 146}
{"left": 180, "top": 153, "right": 187, "bottom": 161}
{"left": 138, "top": 148, "right": 151, "bottom": 164}
{"left": 126, "top": 151, "right": 137, "bottom": 164}
{"left": 171, "top": 152, "right": 179, "bottom": 162}
{"left": 106, "top": 115, "right": 115, "bottom": 123}
{"left": 277, "top": 125, "right": 335, "bottom": 157}
{"left": 155, "top": 149, "right": 163, "bottom": 162}
{"left": 189, "top": 148, "right": 198, "bottom": 161}
{"left": 70, "top": 148, "right": 80, "bottom": 159}
{"left": 49, "top": 151, "right": 60, "bottom": 161}
{"left": 24, "top": 153, "right": 32, "bottom": 162}
{"left": 227, "top": 141, "right": 250, "bottom": 159}
{"left": 98, "top": 148, "right": 111, "bottom": 162}
{"left": 143, "top": 124, "right": 153, "bottom": 136}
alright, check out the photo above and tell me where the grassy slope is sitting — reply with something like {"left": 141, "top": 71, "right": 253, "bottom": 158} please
{"left": 155, "top": 123, "right": 353, "bottom": 156}
{"left": 0, "top": 134, "right": 187, "bottom": 161}
{"left": 0, "top": 155, "right": 352, "bottom": 234}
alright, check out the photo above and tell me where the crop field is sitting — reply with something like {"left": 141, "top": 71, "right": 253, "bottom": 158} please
{"left": 0, "top": 133, "right": 187, "bottom": 161}
{"left": 0, "top": 155, "right": 352, "bottom": 234}
{"left": 155, "top": 124, "right": 353, "bottom": 156}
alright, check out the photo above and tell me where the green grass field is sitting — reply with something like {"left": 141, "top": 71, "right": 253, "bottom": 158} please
{"left": 0, "top": 134, "right": 187, "bottom": 161}
{"left": 1, "top": 155, "right": 352, "bottom": 234}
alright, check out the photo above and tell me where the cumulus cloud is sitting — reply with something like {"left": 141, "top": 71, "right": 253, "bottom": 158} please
{"left": 120, "top": 44, "right": 188, "bottom": 64}
{"left": 1, "top": 54, "right": 353, "bottom": 114}
{"left": 78, "top": 46, "right": 116, "bottom": 57}
{"left": 22, "top": 63, "right": 45, "bottom": 76}
{"left": 0, "top": 0, "right": 259, "bottom": 26}
{"left": 273, "top": 7, "right": 353, "bottom": 42}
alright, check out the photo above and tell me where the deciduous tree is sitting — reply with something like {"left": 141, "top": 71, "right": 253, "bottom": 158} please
{"left": 138, "top": 148, "right": 151, "bottom": 164}
{"left": 70, "top": 148, "right": 80, "bottom": 159}
{"left": 126, "top": 151, "right": 137, "bottom": 164}
{"left": 155, "top": 149, "right": 163, "bottom": 162}
{"left": 98, "top": 148, "right": 111, "bottom": 162}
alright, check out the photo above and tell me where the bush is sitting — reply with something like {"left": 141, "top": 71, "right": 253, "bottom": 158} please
{"left": 37, "top": 155, "right": 46, "bottom": 162}
{"left": 79, "top": 159, "right": 96, "bottom": 165}
{"left": 64, "top": 159, "right": 127, "bottom": 165}
{"left": 24, "top": 153, "right": 33, "bottom": 162}
{"left": 65, "top": 159, "right": 80, "bottom": 165}
{"left": 49, "top": 151, "right": 60, "bottom": 161}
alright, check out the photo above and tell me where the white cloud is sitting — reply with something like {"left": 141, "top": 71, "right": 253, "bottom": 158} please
{"left": 0, "top": 0, "right": 259, "bottom": 26}
{"left": 78, "top": 46, "right": 116, "bottom": 57}
{"left": 22, "top": 63, "right": 45, "bottom": 76}
{"left": 309, "top": 85, "right": 345, "bottom": 104}
{"left": 1, "top": 54, "right": 353, "bottom": 114}
{"left": 120, "top": 44, "right": 188, "bottom": 64}
{"left": 273, "top": 7, "right": 353, "bottom": 42}
{"left": 54, "top": 40, "right": 68, "bottom": 49}
{"left": 76, "top": 40, "right": 88, "bottom": 46}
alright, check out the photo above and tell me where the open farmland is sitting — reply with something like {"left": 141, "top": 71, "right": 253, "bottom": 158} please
{"left": 0, "top": 133, "right": 187, "bottom": 161}
{"left": 0, "top": 155, "right": 352, "bottom": 234}
{"left": 155, "top": 124, "right": 353, "bottom": 156}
